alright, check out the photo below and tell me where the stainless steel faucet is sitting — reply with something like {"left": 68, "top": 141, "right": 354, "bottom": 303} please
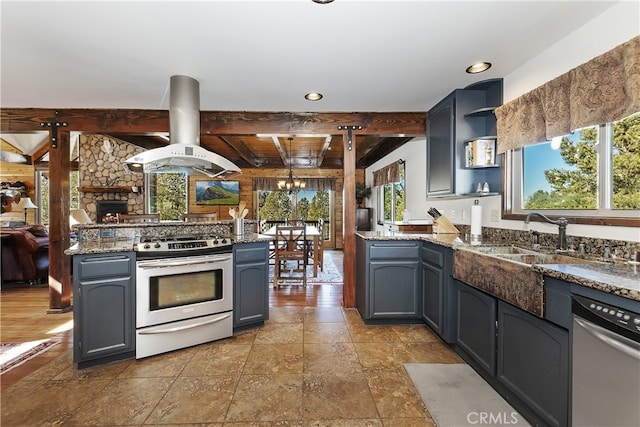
{"left": 524, "top": 212, "right": 569, "bottom": 251}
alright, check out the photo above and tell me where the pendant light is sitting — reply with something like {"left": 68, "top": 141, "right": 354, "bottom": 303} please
{"left": 277, "top": 137, "right": 306, "bottom": 192}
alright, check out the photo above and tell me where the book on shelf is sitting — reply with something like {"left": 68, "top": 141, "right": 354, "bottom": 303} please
{"left": 465, "top": 139, "right": 496, "bottom": 167}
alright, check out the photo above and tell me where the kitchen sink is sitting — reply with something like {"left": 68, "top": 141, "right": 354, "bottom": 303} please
{"left": 470, "top": 245, "right": 593, "bottom": 265}
{"left": 493, "top": 252, "right": 591, "bottom": 265}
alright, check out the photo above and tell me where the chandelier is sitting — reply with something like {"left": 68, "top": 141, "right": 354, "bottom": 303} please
{"left": 278, "top": 137, "right": 306, "bottom": 191}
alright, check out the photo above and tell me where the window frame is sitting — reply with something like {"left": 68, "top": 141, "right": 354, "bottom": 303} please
{"left": 502, "top": 121, "right": 639, "bottom": 227}
{"left": 377, "top": 165, "right": 406, "bottom": 224}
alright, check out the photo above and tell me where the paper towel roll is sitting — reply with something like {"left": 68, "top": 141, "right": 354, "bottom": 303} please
{"left": 470, "top": 204, "right": 483, "bottom": 236}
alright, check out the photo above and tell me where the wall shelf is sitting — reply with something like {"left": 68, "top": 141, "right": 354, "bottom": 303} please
{"left": 464, "top": 107, "right": 497, "bottom": 118}
{"left": 78, "top": 186, "right": 134, "bottom": 193}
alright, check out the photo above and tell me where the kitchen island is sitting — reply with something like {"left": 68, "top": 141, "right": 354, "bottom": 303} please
{"left": 66, "top": 221, "right": 272, "bottom": 368}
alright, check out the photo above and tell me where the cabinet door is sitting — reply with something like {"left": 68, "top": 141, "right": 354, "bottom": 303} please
{"left": 422, "top": 261, "right": 443, "bottom": 333}
{"left": 455, "top": 281, "right": 497, "bottom": 375}
{"left": 497, "top": 301, "right": 569, "bottom": 427}
{"left": 233, "top": 243, "right": 269, "bottom": 329}
{"left": 77, "top": 277, "right": 134, "bottom": 361}
{"left": 369, "top": 260, "right": 421, "bottom": 319}
{"left": 427, "top": 94, "right": 455, "bottom": 196}
{"left": 234, "top": 261, "right": 268, "bottom": 328}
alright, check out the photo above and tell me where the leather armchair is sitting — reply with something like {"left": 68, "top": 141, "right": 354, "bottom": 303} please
{"left": 1, "top": 225, "right": 49, "bottom": 285}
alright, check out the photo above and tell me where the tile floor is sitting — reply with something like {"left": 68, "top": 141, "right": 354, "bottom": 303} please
{"left": 1, "top": 305, "right": 463, "bottom": 426}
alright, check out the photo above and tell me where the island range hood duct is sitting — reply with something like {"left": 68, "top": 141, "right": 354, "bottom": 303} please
{"left": 124, "top": 75, "right": 241, "bottom": 177}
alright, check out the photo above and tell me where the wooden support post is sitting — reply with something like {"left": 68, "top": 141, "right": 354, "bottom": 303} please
{"left": 342, "top": 131, "right": 357, "bottom": 308}
{"left": 47, "top": 129, "right": 72, "bottom": 312}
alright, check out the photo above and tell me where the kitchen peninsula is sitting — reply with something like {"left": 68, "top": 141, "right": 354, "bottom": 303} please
{"left": 66, "top": 221, "right": 271, "bottom": 368}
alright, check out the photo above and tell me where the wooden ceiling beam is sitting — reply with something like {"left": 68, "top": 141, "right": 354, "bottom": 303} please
{"left": 2, "top": 109, "right": 425, "bottom": 136}
{"left": 216, "top": 135, "right": 265, "bottom": 167}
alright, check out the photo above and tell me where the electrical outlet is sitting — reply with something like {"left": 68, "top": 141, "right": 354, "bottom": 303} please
{"left": 490, "top": 210, "right": 499, "bottom": 222}
{"left": 462, "top": 210, "right": 467, "bottom": 221}
{"left": 450, "top": 209, "right": 456, "bottom": 220}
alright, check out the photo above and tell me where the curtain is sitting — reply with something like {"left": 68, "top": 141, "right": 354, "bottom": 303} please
{"left": 372, "top": 160, "right": 403, "bottom": 186}
{"left": 496, "top": 35, "right": 640, "bottom": 153}
{"left": 253, "top": 177, "right": 336, "bottom": 191}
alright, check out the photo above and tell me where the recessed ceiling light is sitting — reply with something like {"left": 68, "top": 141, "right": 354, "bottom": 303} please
{"left": 466, "top": 62, "right": 492, "bottom": 74}
{"left": 312, "top": 0, "right": 335, "bottom": 4}
{"left": 305, "top": 92, "right": 323, "bottom": 101}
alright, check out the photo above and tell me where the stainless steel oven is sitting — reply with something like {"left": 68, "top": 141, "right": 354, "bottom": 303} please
{"left": 134, "top": 234, "right": 234, "bottom": 359}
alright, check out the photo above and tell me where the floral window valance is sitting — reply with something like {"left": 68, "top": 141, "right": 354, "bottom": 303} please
{"left": 495, "top": 35, "right": 640, "bottom": 153}
{"left": 372, "top": 160, "right": 404, "bottom": 186}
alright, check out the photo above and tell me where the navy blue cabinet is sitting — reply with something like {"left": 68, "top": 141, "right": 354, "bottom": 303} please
{"left": 421, "top": 242, "right": 456, "bottom": 343}
{"left": 427, "top": 78, "right": 503, "bottom": 196}
{"left": 73, "top": 252, "right": 135, "bottom": 368}
{"left": 356, "top": 237, "right": 421, "bottom": 322}
{"left": 233, "top": 242, "right": 269, "bottom": 330}
{"left": 454, "top": 280, "right": 497, "bottom": 375}
{"left": 454, "top": 278, "right": 571, "bottom": 427}
{"left": 497, "top": 300, "right": 569, "bottom": 427}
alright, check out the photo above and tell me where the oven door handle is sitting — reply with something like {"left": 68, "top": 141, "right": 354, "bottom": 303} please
{"left": 137, "top": 255, "right": 232, "bottom": 269}
{"left": 138, "top": 312, "right": 232, "bottom": 334}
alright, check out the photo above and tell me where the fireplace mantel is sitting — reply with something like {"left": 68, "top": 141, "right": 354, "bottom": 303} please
{"left": 79, "top": 186, "right": 135, "bottom": 193}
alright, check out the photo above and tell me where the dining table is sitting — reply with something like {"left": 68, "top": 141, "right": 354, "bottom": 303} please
{"left": 262, "top": 225, "right": 322, "bottom": 278}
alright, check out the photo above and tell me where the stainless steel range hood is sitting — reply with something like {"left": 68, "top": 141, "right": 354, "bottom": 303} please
{"left": 125, "top": 75, "right": 241, "bottom": 177}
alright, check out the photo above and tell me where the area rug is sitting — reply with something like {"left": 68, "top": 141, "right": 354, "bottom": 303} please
{"left": 405, "top": 363, "right": 530, "bottom": 426}
{"left": 0, "top": 339, "right": 60, "bottom": 374}
{"left": 269, "top": 257, "right": 343, "bottom": 284}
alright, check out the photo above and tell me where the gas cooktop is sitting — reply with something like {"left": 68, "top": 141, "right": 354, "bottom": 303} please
{"left": 135, "top": 234, "right": 234, "bottom": 254}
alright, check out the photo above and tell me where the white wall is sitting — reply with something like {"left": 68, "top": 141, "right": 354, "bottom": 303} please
{"left": 366, "top": 2, "right": 640, "bottom": 243}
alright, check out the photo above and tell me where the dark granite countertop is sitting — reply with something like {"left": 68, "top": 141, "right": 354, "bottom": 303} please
{"left": 355, "top": 231, "right": 464, "bottom": 248}
{"left": 356, "top": 231, "right": 640, "bottom": 303}
{"left": 534, "top": 262, "right": 640, "bottom": 301}
{"left": 65, "top": 231, "right": 271, "bottom": 256}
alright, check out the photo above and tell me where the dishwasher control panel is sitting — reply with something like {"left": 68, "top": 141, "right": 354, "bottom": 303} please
{"left": 573, "top": 295, "right": 640, "bottom": 335}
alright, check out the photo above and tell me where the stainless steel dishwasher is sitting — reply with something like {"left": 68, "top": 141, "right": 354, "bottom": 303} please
{"left": 572, "top": 294, "right": 640, "bottom": 427}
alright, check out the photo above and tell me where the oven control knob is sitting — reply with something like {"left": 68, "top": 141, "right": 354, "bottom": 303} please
{"left": 154, "top": 242, "right": 161, "bottom": 248}
{"left": 222, "top": 238, "right": 228, "bottom": 244}
{"left": 143, "top": 244, "right": 151, "bottom": 249}
{"left": 213, "top": 239, "right": 219, "bottom": 245}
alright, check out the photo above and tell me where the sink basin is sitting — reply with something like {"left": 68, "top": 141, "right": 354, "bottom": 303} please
{"left": 470, "top": 245, "right": 593, "bottom": 265}
{"left": 471, "top": 245, "right": 540, "bottom": 256}
{"left": 494, "top": 252, "right": 591, "bottom": 265}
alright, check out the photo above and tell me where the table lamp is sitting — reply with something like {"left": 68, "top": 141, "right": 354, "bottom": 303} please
{"left": 69, "top": 208, "right": 93, "bottom": 226}
{"left": 16, "top": 197, "right": 38, "bottom": 225}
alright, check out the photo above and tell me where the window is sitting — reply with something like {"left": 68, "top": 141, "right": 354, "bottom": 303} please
{"left": 257, "top": 189, "right": 332, "bottom": 241}
{"left": 146, "top": 173, "right": 187, "bottom": 220}
{"left": 378, "top": 165, "right": 405, "bottom": 223}
{"left": 258, "top": 189, "right": 331, "bottom": 223}
{"left": 508, "top": 112, "right": 640, "bottom": 221}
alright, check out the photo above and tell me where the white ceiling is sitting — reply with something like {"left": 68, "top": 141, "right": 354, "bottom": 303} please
{"left": 1, "top": 0, "right": 618, "bottom": 116}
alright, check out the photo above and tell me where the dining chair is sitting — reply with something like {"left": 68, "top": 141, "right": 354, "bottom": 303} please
{"left": 313, "top": 218, "right": 324, "bottom": 272}
{"left": 117, "top": 213, "right": 160, "bottom": 223}
{"left": 273, "top": 224, "right": 307, "bottom": 288}
{"left": 182, "top": 213, "right": 218, "bottom": 222}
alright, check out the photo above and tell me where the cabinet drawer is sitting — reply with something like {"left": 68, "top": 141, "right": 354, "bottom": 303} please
{"left": 234, "top": 243, "right": 268, "bottom": 264}
{"left": 370, "top": 242, "right": 419, "bottom": 260}
{"left": 422, "top": 245, "right": 444, "bottom": 267}
{"left": 76, "top": 254, "right": 132, "bottom": 280}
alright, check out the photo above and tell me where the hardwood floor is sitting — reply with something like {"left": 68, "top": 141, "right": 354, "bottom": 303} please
{"left": 0, "top": 250, "right": 345, "bottom": 389}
